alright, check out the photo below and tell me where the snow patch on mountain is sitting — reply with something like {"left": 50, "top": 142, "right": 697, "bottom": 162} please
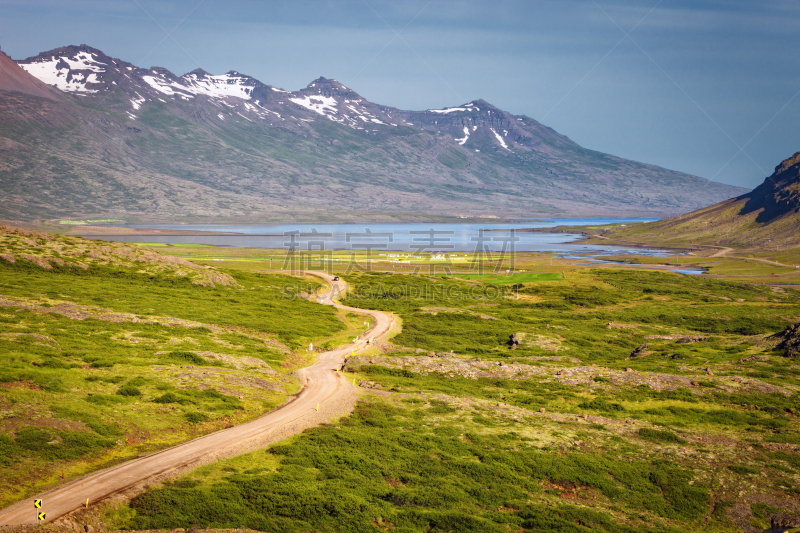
{"left": 19, "top": 51, "right": 105, "bottom": 93}
{"left": 490, "top": 128, "right": 511, "bottom": 151}
{"left": 142, "top": 75, "right": 195, "bottom": 98}
{"left": 289, "top": 95, "right": 337, "bottom": 116}
{"left": 455, "top": 126, "right": 470, "bottom": 145}
{"left": 182, "top": 72, "right": 254, "bottom": 99}
{"left": 130, "top": 94, "right": 145, "bottom": 110}
{"left": 141, "top": 71, "right": 254, "bottom": 100}
{"left": 429, "top": 107, "right": 470, "bottom": 114}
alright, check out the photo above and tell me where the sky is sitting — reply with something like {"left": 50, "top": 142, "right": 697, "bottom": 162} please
{"left": 1, "top": 0, "right": 798, "bottom": 189}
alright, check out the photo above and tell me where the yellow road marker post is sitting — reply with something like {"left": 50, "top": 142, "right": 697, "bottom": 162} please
{"left": 34, "top": 500, "right": 43, "bottom": 524}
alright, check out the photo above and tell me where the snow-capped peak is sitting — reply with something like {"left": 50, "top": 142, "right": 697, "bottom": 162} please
{"left": 18, "top": 50, "right": 105, "bottom": 93}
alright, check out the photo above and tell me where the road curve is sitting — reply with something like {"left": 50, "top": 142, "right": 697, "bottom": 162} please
{"left": 0, "top": 271, "right": 395, "bottom": 526}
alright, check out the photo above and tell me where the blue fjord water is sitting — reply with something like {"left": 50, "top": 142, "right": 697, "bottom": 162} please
{"left": 78, "top": 218, "right": 704, "bottom": 274}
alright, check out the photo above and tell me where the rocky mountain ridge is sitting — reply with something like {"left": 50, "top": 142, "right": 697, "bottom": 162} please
{"left": 0, "top": 43, "right": 748, "bottom": 221}
{"left": 596, "top": 151, "right": 800, "bottom": 248}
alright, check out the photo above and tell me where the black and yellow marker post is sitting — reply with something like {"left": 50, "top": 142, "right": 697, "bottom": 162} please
{"left": 34, "top": 499, "right": 44, "bottom": 524}
{"left": 33, "top": 500, "right": 45, "bottom": 524}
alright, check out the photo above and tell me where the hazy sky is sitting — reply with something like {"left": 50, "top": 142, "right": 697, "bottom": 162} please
{"left": 2, "top": 0, "right": 798, "bottom": 189}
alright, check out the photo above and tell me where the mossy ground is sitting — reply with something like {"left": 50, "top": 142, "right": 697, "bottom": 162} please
{"left": 0, "top": 234, "right": 350, "bottom": 508}
{"left": 114, "top": 265, "right": 800, "bottom": 532}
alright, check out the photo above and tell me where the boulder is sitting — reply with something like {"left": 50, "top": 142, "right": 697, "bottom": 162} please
{"left": 676, "top": 336, "right": 708, "bottom": 344}
{"left": 774, "top": 322, "right": 800, "bottom": 358}
{"left": 739, "top": 355, "right": 769, "bottom": 363}
{"left": 629, "top": 344, "right": 650, "bottom": 358}
{"left": 772, "top": 514, "right": 800, "bottom": 529}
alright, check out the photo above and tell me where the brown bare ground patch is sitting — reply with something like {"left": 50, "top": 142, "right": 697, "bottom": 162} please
{"left": 1, "top": 417, "right": 90, "bottom": 435}
{"left": 0, "top": 380, "right": 42, "bottom": 391}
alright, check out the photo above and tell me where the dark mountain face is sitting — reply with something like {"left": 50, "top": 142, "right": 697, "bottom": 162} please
{"left": 740, "top": 152, "right": 800, "bottom": 223}
{"left": 0, "top": 44, "right": 748, "bottom": 221}
{"left": 597, "top": 151, "right": 800, "bottom": 249}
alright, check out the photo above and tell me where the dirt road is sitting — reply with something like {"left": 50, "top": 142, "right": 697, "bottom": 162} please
{"left": 0, "top": 272, "right": 395, "bottom": 527}
{"left": 708, "top": 247, "right": 734, "bottom": 258}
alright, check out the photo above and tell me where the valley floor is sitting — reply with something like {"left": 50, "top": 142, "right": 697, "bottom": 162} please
{"left": 1, "top": 231, "right": 799, "bottom": 532}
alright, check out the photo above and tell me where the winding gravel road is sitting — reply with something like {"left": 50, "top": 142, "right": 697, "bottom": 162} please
{"left": 0, "top": 272, "right": 395, "bottom": 526}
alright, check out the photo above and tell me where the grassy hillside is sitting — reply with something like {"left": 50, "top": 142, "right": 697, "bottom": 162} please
{"left": 0, "top": 226, "right": 345, "bottom": 508}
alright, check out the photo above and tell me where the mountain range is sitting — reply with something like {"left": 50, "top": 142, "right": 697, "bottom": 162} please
{"left": 0, "top": 44, "right": 747, "bottom": 221}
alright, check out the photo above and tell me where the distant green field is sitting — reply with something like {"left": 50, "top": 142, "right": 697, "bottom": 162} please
{"left": 58, "top": 219, "right": 125, "bottom": 225}
{"left": 453, "top": 272, "right": 564, "bottom": 283}
{"left": 131, "top": 242, "right": 217, "bottom": 248}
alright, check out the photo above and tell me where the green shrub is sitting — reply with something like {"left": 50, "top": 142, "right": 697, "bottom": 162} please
{"left": 11, "top": 427, "right": 114, "bottom": 461}
{"left": 166, "top": 351, "right": 207, "bottom": 366}
{"left": 117, "top": 386, "right": 142, "bottom": 397}
{"left": 153, "top": 392, "right": 191, "bottom": 404}
{"left": 85, "top": 394, "right": 126, "bottom": 406}
{"left": 637, "top": 428, "right": 687, "bottom": 445}
{"left": 37, "top": 359, "right": 76, "bottom": 369}
{"left": 127, "top": 376, "right": 149, "bottom": 387}
{"left": 184, "top": 412, "right": 209, "bottom": 424}
{"left": 649, "top": 460, "right": 709, "bottom": 520}
{"left": 728, "top": 464, "right": 759, "bottom": 476}
{"left": 579, "top": 398, "right": 625, "bottom": 412}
